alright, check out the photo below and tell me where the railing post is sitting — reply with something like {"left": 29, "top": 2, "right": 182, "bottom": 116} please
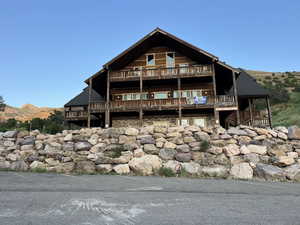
{"left": 232, "top": 71, "right": 240, "bottom": 125}
{"left": 266, "top": 96, "right": 272, "bottom": 128}
{"left": 177, "top": 78, "right": 182, "bottom": 125}
{"left": 212, "top": 62, "right": 219, "bottom": 126}
{"left": 105, "top": 70, "right": 110, "bottom": 128}
{"left": 139, "top": 72, "right": 143, "bottom": 127}
{"left": 88, "top": 78, "right": 92, "bottom": 128}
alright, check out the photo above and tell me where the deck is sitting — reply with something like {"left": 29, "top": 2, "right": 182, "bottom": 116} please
{"left": 110, "top": 65, "right": 213, "bottom": 82}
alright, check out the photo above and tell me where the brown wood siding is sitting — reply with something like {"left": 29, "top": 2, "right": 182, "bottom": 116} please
{"left": 120, "top": 46, "right": 197, "bottom": 71}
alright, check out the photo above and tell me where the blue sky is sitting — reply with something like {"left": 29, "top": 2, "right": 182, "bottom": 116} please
{"left": 1, "top": 0, "right": 299, "bottom": 107}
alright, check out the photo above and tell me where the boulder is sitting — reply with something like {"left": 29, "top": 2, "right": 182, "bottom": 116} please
{"left": 7, "top": 153, "right": 18, "bottom": 161}
{"left": 45, "top": 158, "right": 60, "bottom": 166}
{"left": 143, "top": 144, "right": 158, "bottom": 154}
{"left": 163, "top": 160, "right": 181, "bottom": 173}
{"left": 30, "top": 161, "right": 46, "bottom": 170}
{"left": 243, "top": 153, "right": 260, "bottom": 164}
{"left": 154, "top": 126, "right": 167, "bottom": 134}
{"left": 288, "top": 126, "right": 300, "bottom": 140}
{"left": 75, "top": 142, "right": 92, "bottom": 151}
{"left": 163, "top": 141, "right": 177, "bottom": 149}
{"left": 64, "top": 134, "right": 73, "bottom": 142}
{"left": 240, "top": 145, "right": 250, "bottom": 155}
{"left": 75, "top": 161, "right": 96, "bottom": 173}
{"left": 230, "top": 163, "right": 253, "bottom": 179}
{"left": 125, "top": 128, "right": 139, "bottom": 136}
{"left": 0, "top": 161, "right": 10, "bottom": 169}
{"left": 139, "top": 135, "right": 155, "bottom": 144}
{"left": 183, "top": 136, "right": 196, "bottom": 143}
{"left": 207, "top": 146, "right": 223, "bottom": 155}
{"left": 247, "top": 144, "right": 267, "bottom": 155}
{"left": 113, "top": 164, "right": 130, "bottom": 174}
{"left": 200, "top": 166, "right": 228, "bottom": 178}
{"left": 278, "top": 132, "right": 288, "bottom": 140}
{"left": 96, "top": 164, "right": 113, "bottom": 173}
{"left": 159, "top": 148, "right": 177, "bottom": 160}
{"left": 181, "top": 162, "right": 201, "bottom": 175}
{"left": 275, "top": 156, "right": 295, "bottom": 166}
{"left": 3, "top": 131, "right": 18, "bottom": 138}
{"left": 18, "top": 137, "right": 35, "bottom": 146}
{"left": 63, "top": 142, "right": 74, "bottom": 151}
{"left": 176, "top": 144, "right": 190, "bottom": 153}
{"left": 10, "top": 160, "right": 28, "bottom": 171}
{"left": 112, "top": 151, "right": 133, "bottom": 164}
{"left": 4, "top": 141, "right": 14, "bottom": 147}
{"left": 129, "top": 155, "right": 162, "bottom": 175}
{"left": 133, "top": 149, "right": 145, "bottom": 158}
{"left": 175, "top": 152, "right": 192, "bottom": 162}
{"left": 227, "top": 127, "right": 247, "bottom": 136}
{"left": 224, "top": 144, "right": 240, "bottom": 157}
{"left": 194, "top": 131, "right": 210, "bottom": 141}
{"left": 284, "top": 164, "right": 300, "bottom": 181}
{"left": 275, "top": 126, "right": 288, "bottom": 134}
{"left": 254, "top": 163, "right": 286, "bottom": 181}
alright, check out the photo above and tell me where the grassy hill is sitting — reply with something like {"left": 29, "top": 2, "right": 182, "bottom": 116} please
{"left": 246, "top": 70, "right": 300, "bottom": 127}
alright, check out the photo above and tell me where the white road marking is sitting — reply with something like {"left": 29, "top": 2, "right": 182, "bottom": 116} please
{"left": 127, "top": 186, "right": 163, "bottom": 191}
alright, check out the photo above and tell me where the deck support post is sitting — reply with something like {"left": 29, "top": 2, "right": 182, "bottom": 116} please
{"left": 212, "top": 62, "right": 219, "bottom": 126}
{"left": 139, "top": 71, "right": 143, "bottom": 127}
{"left": 232, "top": 71, "right": 240, "bottom": 125}
{"left": 88, "top": 78, "right": 92, "bottom": 128}
{"left": 105, "top": 70, "right": 110, "bottom": 128}
{"left": 177, "top": 78, "right": 182, "bottom": 125}
{"left": 266, "top": 96, "right": 272, "bottom": 128}
{"left": 248, "top": 98, "right": 253, "bottom": 126}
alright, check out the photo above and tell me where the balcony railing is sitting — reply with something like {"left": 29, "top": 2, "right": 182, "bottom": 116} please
{"left": 110, "top": 64, "right": 213, "bottom": 82}
{"left": 65, "top": 111, "right": 88, "bottom": 120}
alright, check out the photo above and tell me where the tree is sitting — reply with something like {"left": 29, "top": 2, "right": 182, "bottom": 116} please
{"left": 0, "top": 96, "right": 5, "bottom": 112}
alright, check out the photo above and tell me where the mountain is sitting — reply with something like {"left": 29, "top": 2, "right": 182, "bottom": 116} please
{"left": 0, "top": 104, "right": 63, "bottom": 122}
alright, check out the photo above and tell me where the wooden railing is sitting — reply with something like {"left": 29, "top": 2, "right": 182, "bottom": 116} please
{"left": 65, "top": 111, "right": 88, "bottom": 120}
{"left": 226, "top": 110, "right": 270, "bottom": 127}
{"left": 110, "top": 65, "right": 213, "bottom": 81}
{"left": 90, "top": 102, "right": 106, "bottom": 112}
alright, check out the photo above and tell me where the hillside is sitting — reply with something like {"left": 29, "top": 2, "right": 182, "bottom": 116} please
{"left": 246, "top": 70, "right": 300, "bottom": 127}
{"left": 0, "top": 104, "right": 63, "bottom": 122}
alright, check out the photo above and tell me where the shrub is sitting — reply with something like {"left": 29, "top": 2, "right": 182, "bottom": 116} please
{"left": 158, "top": 167, "right": 176, "bottom": 177}
{"left": 200, "top": 140, "right": 210, "bottom": 152}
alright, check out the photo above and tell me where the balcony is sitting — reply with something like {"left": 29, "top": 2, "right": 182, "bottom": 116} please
{"left": 110, "top": 64, "right": 213, "bottom": 82}
{"left": 88, "top": 95, "right": 236, "bottom": 113}
{"left": 65, "top": 111, "right": 88, "bottom": 120}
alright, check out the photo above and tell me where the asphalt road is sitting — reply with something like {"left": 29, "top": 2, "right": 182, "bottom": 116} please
{"left": 0, "top": 172, "right": 300, "bottom": 225}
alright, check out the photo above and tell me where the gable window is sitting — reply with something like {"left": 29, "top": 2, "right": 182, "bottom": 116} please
{"left": 146, "top": 54, "right": 155, "bottom": 66}
{"left": 166, "top": 52, "right": 175, "bottom": 68}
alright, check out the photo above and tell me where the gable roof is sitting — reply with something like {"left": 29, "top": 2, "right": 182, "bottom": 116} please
{"left": 229, "top": 69, "right": 269, "bottom": 97}
{"left": 64, "top": 87, "right": 104, "bottom": 107}
{"left": 85, "top": 27, "right": 238, "bottom": 83}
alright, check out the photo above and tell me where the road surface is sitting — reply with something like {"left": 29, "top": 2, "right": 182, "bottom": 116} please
{"left": 0, "top": 172, "right": 300, "bottom": 225}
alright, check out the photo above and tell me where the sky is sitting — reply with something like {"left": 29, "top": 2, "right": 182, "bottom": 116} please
{"left": 0, "top": 0, "right": 300, "bottom": 108}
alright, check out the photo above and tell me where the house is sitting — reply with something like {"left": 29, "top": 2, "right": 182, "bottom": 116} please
{"left": 64, "top": 28, "right": 272, "bottom": 128}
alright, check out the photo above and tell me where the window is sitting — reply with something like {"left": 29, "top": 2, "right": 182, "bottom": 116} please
{"left": 154, "top": 92, "right": 168, "bottom": 99}
{"left": 179, "top": 63, "right": 189, "bottom": 74}
{"left": 166, "top": 52, "right": 175, "bottom": 68}
{"left": 122, "top": 93, "right": 147, "bottom": 101}
{"left": 193, "top": 118, "right": 206, "bottom": 127}
{"left": 177, "top": 118, "right": 189, "bottom": 126}
{"left": 133, "top": 67, "right": 142, "bottom": 76}
{"left": 146, "top": 54, "right": 155, "bottom": 66}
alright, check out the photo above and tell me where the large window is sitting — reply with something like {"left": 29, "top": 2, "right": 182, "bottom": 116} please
{"left": 122, "top": 93, "right": 147, "bottom": 101}
{"left": 166, "top": 52, "right": 175, "bottom": 68}
{"left": 193, "top": 118, "right": 206, "bottom": 127}
{"left": 146, "top": 54, "right": 155, "bottom": 66}
{"left": 174, "top": 89, "right": 203, "bottom": 98}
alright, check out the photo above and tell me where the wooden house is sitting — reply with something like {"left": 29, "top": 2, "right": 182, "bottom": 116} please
{"left": 64, "top": 28, "right": 272, "bottom": 128}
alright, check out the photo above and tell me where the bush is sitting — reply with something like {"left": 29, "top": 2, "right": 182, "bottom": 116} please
{"left": 158, "top": 167, "right": 176, "bottom": 177}
{"left": 200, "top": 140, "right": 210, "bottom": 152}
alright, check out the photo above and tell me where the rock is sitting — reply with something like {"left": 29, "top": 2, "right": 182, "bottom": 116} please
{"left": 45, "top": 158, "right": 60, "bottom": 166}
{"left": 200, "top": 166, "right": 228, "bottom": 178}
{"left": 163, "top": 141, "right": 177, "bottom": 149}
{"left": 96, "top": 164, "right": 113, "bottom": 173}
{"left": 230, "top": 163, "right": 253, "bottom": 179}
{"left": 45, "top": 142, "right": 62, "bottom": 151}
{"left": 167, "top": 132, "right": 181, "bottom": 138}
{"left": 254, "top": 128, "right": 269, "bottom": 136}
{"left": 163, "top": 160, "right": 181, "bottom": 173}
{"left": 64, "top": 134, "right": 73, "bottom": 142}
{"left": 113, "top": 164, "right": 130, "bottom": 174}
{"left": 227, "top": 127, "right": 247, "bottom": 136}
{"left": 7, "top": 153, "right": 18, "bottom": 161}
{"left": 75, "top": 142, "right": 92, "bottom": 151}
{"left": 284, "top": 164, "right": 300, "bottom": 181}
{"left": 183, "top": 136, "right": 196, "bottom": 143}
{"left": 129, "top": 155, "right": 162, "bottom": 175}
{"left": 288, "top": 126, "right": 300, "bottom": 140}
{"left": 254, "top": 163, "right": 286, "bottom": 181}
{"left": 247, "top": 144, "right": 267, "bottom": 155}
{"left": 20, "top": 144, "right": 34, "bottom": 151}
{"left": 154, "top": 126, "right": 167, "bottom": 134}
{"left": 224, "top": 144, "right": 240, "bottom": 156}
{"left": 143, "top": 144, "right": 158, "bottom": 154}
{"left": 63, "top": 142, "right": 74, "bottom": 151}
{"left": 253, "top": 135, "right": 266, "bottom": 141}
{"left": 176, "top": 144, "right": 190, "bottom": 153}
{"left": 139, "top": 135, "right": 155, "bottom": 144}
{"left": 75, "top": 161, "right": 96, "bottom": 173}
{"left": 243, "top": 153, "right": 260, "bottom": 164}
{"left": 275, "top": 156, "right": 295, "bottom": 166}
{"left": 207, "top": 146, "right": 223, "bottom": 155}
{"left": 220, "top": 134, "right": 231, "bottom": 140}
{"left": 278, "top": 132, "right": 288, "bottom": 140}
{"left": 133, "top": 149, "right": 145, "bottom": 158}
{"left": 10, "top": 160, "right": 28, "bottom": 171}
{"left": 240, "top": 145, "right": 250, "bottom": 155}
{"left": 125, "top": 128, "right": 139, "bottom": 136}
{"left": 55, "top": 162, "right": 75, "bottom": 173}
{"left": 175, "top": 152, "right": 192, "bottom": 162}
{"left": 275, "top": 126, "right": 288, "bottom": 134}
{"left": 0, "top": 161, "right": 10, "bottom": 169}
{"left": 159, "top": 148, "right": 177, "bottom": 160}
{"left": 18, "top": 137, "right": 35, "bottom": 146}
{"left": 194, "top": 131, "right": 210, "bottom": 141}
{"left": 30, "top": 161, "right": 46, "bottom": 170}
{"left": 287, "top": 152, "right": 298, "bottom": 159}
{"left": 3, "top": 131, "right": 18, "bottom": 138}
{"left": 113, "top": 151, "right": 133, "bottom": 164}
{"left": 181, "top": 162, "right": 201, "bottom": 175}
{"left": 3, "top": 141, "right": 14, "bottom": 147}
{"left": 244, "top": 129, "right": 257, "bottom": 137}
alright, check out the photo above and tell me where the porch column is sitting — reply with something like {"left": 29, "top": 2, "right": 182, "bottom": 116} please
{"left": 212, "top": 62, "right": 219, "bottom": 125}
{"left": 232, "top": 71, "right": 240, "bottom": 125}
{"left": 139, "top": 71, "right": 143, "bottom": 126}
{"left": 105, "top": 70, "right": 110, "bottom": 128}
{"left": 177, "top": 78, "right": 182, "bottom": 125}
{"left": 266, "top": 96, "right": 272, "bottom": 128}
{"left": 88, "top": 78, "right": 92, "bottom": 128}
{"left": 248, "top": 98, "right": 253, "bottom": 126}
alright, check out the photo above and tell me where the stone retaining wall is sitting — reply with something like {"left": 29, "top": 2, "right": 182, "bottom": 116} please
{"left": 1, "top": 125, "right": 300, "bottom": 182}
